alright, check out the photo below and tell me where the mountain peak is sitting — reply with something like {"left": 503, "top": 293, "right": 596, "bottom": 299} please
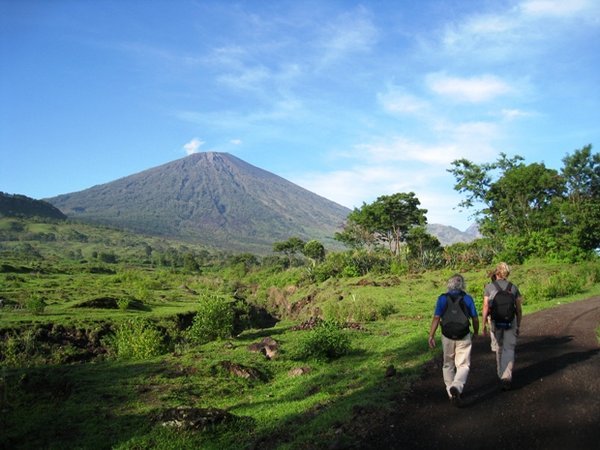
{"left": 47, "top": 154, "right": 350, "bottom": 253}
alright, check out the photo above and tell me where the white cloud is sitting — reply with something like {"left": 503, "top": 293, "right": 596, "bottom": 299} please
{"left": 378, "top": 87, "right": 429, "bottom": 115}
{"left": 357, "top": 138, "right": 462, "bottom": 166}
{"left": 519, "top": 0, "right": 593, "bottom": 17}
{"left": 501, "top": 108, "right": 532, "bottom": 120}
{"left": 183, "top": 138, "right": 204, "bottom": 155}
{"left": 426, "top": 73, "right": 513, "bottom": 103}
{"left": 230, "top": 139, "right": 242, "bottom": 145}
{"left": 217, "top": 65, "right": 271, "bottom": 91}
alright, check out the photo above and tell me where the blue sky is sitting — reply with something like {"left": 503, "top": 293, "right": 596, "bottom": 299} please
{"left": 2, "top": 0, "right": 599, "bottom": 231}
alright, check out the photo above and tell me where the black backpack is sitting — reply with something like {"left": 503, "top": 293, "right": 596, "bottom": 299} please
{"left": 441, "top": 292, "right": 470, "bottom": 339}
{"left": 490, "top": 281, "right": 516, "bottom": 328}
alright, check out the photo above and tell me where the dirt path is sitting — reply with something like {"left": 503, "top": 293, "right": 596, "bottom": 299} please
{"left": 348, "top": 297, "right": 600, "bottom": 450}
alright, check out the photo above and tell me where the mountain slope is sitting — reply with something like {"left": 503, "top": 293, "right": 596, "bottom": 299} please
{"left": 426, "top": 223, "right": 481, "bottom": 246}
{"left": 47, "top": 153, "right": 350, "bottom": 253}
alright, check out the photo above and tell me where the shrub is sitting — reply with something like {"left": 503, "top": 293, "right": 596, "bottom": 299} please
{"left": 0, "top": 328, "right": 38, "bottom": 368}
{"left": 117, "top": 298, "right": 131, "bottom": 311}
{"left": 295, "top": 320, "right": 351, "bottom": 360}
{"left": 105, "top": 318, "right": 165, "bottom": 360}
{"left": 188, "top": 292, "right": 235, "bottom": 344}
{"left": 26, "top": 294, "right": 46, "bottom": 315}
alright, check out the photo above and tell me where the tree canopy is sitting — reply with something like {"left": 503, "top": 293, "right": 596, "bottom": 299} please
{"left": 336, "top": 192, "right": 428, "bottom": 255}
{"left": 448, "top": 144, "right": 600, "bottom": 261}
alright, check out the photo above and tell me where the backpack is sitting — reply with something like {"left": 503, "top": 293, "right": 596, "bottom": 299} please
{"left": 441, "top": 292, "right": 470, "bottom": 339}
{"left": 490, "top": 281, "right": 516, "bottom": 329}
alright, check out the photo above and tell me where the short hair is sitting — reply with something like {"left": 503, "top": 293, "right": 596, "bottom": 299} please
{"left": 495, "top": 262, "right": 510, "bottom": 279}
{"left": 447, "top": 274, "right": 465, "bottom": 291}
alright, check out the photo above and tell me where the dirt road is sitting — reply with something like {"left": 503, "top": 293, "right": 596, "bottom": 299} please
{"left": 349, "top": 297, "right": 600, "bottom": 450}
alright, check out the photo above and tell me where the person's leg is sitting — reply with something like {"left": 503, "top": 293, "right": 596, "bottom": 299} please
{"left": 492, "top": 326, "right": 504, "bottom": 378}
{"left": 489, "top": 318, "right": 498, "bottom": 352}
{"left": 441, "top": 336, "right": 456, "bottom": 397}
{"left": 499, "top": 327, "right": 518, "bottom": 383}
{"left": 451, "top": 335, "right": 472, "bottom": 394}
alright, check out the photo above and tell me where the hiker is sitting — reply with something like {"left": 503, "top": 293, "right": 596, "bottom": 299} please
{"left": 428, "top": 274, "right": 479, "bottom": 405}
{"left": 486, "top": 270, "right": 499, "bottom": 353}
{"left": 481, "top": 262, "right": 523, "bottom": 390}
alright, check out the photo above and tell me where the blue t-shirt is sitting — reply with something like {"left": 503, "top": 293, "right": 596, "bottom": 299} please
{"left": 434, "top": 290, "right": 478, "bottom": 317}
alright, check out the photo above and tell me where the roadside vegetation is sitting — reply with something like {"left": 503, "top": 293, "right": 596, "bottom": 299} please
{"left": 1, "top": 145, "right": 599, "bottom": 449}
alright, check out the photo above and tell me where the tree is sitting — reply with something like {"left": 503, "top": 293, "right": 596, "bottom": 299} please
{"left": 334, "top": 221, "right": 377, "bottom": 251}
{"left": 484, "top": 162, "right": 564, "bottom": 236}
{"left": 302, "top": 240, "right": 325, "bottom": 265}
{"left": 273, "top": 237, "right": 306, "bottom": 263}
{"left": 449, "top": 154, "right": 564, "bottom": 236}
{"left": 340, "top": 193, "right": 427, "bottom": 255}
{"left": 406, "top": 226, "right": 442, "bottom": 259}
{"left": 560, "top": 144, "right": 600, "bottom": 251}
{"left": 449, "top": 146, "right": 600, "bottom": 259}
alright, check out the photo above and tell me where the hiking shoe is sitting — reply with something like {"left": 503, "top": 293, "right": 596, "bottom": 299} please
{"left": 449, "top": 387, "right": 461, "bottom": 406}
{"left": 501, "top": 379, "right": 511, "bottom": 391}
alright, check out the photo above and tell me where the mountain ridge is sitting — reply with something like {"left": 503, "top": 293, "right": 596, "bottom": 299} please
{"left": 47, "top": 152, "right": 351, "bottom": 253}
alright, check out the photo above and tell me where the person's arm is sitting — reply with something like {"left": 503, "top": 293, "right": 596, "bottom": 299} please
{"left": 515, "top": 295, "right": 523, "bottom": 335}
{"left": 481, "top": 295, "right": 490, "bottom": 336}
{"left": 428, "top": 316, "right": 441, "bottom": 349}
{"left": 471, "top": 316, "right": 479, "bottom": 337}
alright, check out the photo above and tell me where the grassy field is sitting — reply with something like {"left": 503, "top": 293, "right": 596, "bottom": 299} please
{"left": 1, "top": 218, "right": 600, "bottom": 449}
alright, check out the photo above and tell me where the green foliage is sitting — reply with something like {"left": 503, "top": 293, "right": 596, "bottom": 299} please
{"left": 322, "top": 294, "right": 397, "bottom": 323}
{"left": 341, "top": 192, "right": 427, "bottom": 255}
{"left": 303, "top": 239, "right": 326, "bottom": 265}
{"left": 311, "top": 250, "right": 391, "bottom": 281}
{"left": 273, "top": 237, "right": 306, "bottom": 260}
{"left": 116, "top": 298, "right": 131, "bottom": 311}
{"left": 26, "top": 294, "right": 46, "bottom": 315}
{"left": 449, "top": 145, "right": 600, "bottom": 260}
{"left": 294, "top": 320, "right": 351, "bottom": 360}
{"left": 0, "top": 329, "right": 38, "bottom": 368}
{"left": 188, "top": 292, "right": 235, "bottom": 344}
{"left": 105, "top": 318, "right": 166, "bottom": 360}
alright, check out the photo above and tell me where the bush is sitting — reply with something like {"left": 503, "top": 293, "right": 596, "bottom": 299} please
{"left": 105, "top": 318, "right": 165, "bottom": 360}
{"left": 0, "top": 329, "right": 37, "bottom": 368}
{"left": 26, "top": 294, "right": 46, "bottom": 315}
{"left": 188, "top": 292, "right": 235, "bottom": 344}
{"left": 295, "top": 320, "right": 351, "bottom": 360}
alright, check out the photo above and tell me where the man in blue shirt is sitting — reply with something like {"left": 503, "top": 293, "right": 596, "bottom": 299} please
{"left": 428, "top": 274, "right": 479, "bottom": 405}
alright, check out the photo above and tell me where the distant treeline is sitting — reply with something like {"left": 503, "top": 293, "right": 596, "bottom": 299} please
{"left": 0, "top": 192, "right": 66, "bottom": 220}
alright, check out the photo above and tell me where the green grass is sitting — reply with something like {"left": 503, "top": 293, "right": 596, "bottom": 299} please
{"left": 2, "top": 218, "right": 600, "bottom": 449}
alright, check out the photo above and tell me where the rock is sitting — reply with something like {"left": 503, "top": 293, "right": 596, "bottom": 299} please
{"left": 220, "top": 360, "right": 264, "bottom": 380}
{"left": 156, "top": 406, "right": 234, "bottom": 431}
{"left": 247, "top": 336, "right": 279, "bottom": 359}
{"left": 385, "top": 365, "right": 397, "bottom": 378}
{"left": 288, "top": 367, "right": 311, "bottom": 377}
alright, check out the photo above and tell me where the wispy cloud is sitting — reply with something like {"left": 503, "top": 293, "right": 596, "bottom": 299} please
{"left": 317, "top": 6, "right": 378, "bottom": 64}
{"left": 183, "top": 138, "right": 204, "bottom": 155}
{"left": 377, "top": 86, "right": 429, "bottom": 115}
{"left": 519, "top": 0, "right": 595, "bottom": 17}
{"left": 426, "top": 73, "right": 513, "bottom": 103}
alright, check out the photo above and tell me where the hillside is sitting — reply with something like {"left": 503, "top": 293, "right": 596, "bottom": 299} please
{"left": 0, "top": 192, "right": 66, "bottom": 220}
{"left": 46, "top": 152, "right": 351, "bottom": 253}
